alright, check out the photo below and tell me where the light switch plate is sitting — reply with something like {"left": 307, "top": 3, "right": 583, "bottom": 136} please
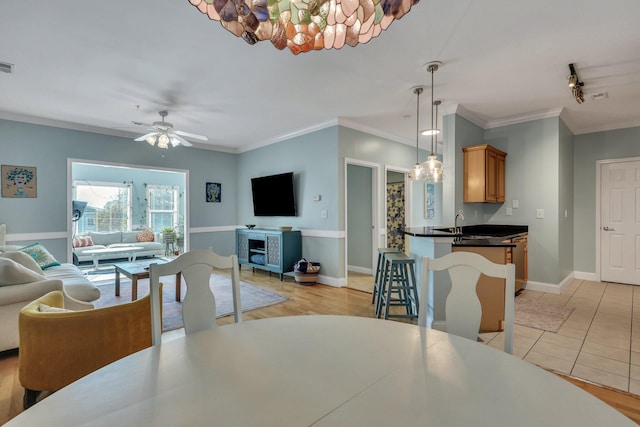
{"left": 506, "top": 207, "right": 513, "bottom": 216}
{"left": 536, "top": 209, "right": 544, "bottom": 219}
{"left": 512, "top": 200, "right": 519, "bottom": 209}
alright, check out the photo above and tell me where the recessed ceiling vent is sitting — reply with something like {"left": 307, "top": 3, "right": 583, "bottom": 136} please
{"left": 0, "top": 62, "right": 14, "bottom": 74}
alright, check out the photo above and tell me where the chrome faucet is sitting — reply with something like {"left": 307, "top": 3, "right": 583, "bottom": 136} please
{"left": 454, "top": 211, "right": 465, "bottom": 235}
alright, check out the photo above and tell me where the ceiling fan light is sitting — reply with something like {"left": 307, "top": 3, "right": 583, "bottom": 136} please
{"left": 568, "top": 74, "right": 578, "bottom": 88}
{"left": 146, "top": 135, "right": 157, "bottom": 145}
{"left": 157, "top": 133, "right": 170, "bottom": 149}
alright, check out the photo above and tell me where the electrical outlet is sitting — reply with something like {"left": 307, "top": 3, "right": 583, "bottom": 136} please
{"left": 536, "top": 209, "right": 544, "bottom": 219}
{"left": 512, "top": 200, "right": 519, "bottom": 209}
{"left": 506, "top": 207, "right": 512, "bottom": 216}
{"left": 320, "top": 209, "right": 328, "bottom": 219}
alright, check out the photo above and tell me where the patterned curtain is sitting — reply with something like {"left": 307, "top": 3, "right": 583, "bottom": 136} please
{"left": 387, "top": 182, "right": 405, "bottom": 251}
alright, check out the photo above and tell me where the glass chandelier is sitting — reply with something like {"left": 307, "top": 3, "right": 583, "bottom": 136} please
{"left": 188, "top": 0, "right": 418, "bottom": 55}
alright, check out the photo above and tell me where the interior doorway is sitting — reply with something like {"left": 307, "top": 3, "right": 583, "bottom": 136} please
{"left": 345, "top": 159, "right": 378, "bottom": 293}
{"left": 386, "top": 170, "right": 407, "bottom": 252}
{"left": 67, "top": 159, "right": 189, "bottom": 262}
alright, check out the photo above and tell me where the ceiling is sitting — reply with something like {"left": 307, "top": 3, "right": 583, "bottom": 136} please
{"left": 1, "top": 0, "right": 639, "bottom": 153}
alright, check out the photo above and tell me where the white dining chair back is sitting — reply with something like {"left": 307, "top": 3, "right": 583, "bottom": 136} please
{"left": 149, "top": 250, "right": 242, "bottom": 345}
{"left": 418, "top": 251, "right": 515, "bottom": 354}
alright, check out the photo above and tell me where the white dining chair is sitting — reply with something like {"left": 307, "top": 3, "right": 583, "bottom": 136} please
{"left": 418, "top": 251, "right": 515, "bottom": 354}
{"left": 149, "top": 250, "right": 242, "bottom": 345}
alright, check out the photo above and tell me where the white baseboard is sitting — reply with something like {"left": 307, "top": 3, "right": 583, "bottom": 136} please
{"left": 347, "top": 265, "right": 373, "bottom": 275}
{"left": 524, "top": 272, "right": 576, "bottom": 295}
{"left": 524, "top": 280, "right": 561, "bottom": 294}
{"left": 574, "top": 271, "right": 598, "bottom": 281}
{"left": 316, "top": 275, "right": 346, "bottom": 287}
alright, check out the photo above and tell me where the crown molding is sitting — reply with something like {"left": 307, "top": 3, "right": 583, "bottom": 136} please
{"left": 571, "top": 119, "right": 640, "bottom": 135}
{"left": 0, "top": 110, "right": 239, "bottom": 153}
{"left": 238, "top": 119, "right": 340, "bottom": 153}
{"left": 449, "top": 104, "right": 487, "bottom": 128}
{"left": 337, "top": 118, "right": 412, "bottom": 146}
{"left": 484, "top": 107, "right": 564, "bottom": 129}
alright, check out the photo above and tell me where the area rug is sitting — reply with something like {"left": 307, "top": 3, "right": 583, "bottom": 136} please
{"left": 514, "top": 299, "right": 574, "bottom": 332}
{"left": 93, "top": 273, "right": 288, "bottom": 332}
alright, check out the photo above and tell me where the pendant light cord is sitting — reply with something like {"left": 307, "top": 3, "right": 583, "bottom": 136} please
{"left": 430, "top": 66, "right": 435, "bottom": 155}
{"left": 416, "top": 88, "right": 420, "bottom": 164}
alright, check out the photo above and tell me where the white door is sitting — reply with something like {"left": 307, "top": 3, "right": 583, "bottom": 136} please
{"left": 601, "top": 160, "right": 640, "bottom": 285}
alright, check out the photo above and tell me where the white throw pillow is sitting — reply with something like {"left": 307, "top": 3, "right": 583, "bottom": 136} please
{"left": 0, "top": 258, "right": 46, "bottom": 286}
{"left": 38, "top": 303, "right": 72, "bottom": 313}
{"left": 0, "top": 251, "right": 44, "bottom": 276}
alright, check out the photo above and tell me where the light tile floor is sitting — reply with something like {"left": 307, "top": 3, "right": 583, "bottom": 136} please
{"left": 481, "top": 279, "right": 640, "bottom": 394}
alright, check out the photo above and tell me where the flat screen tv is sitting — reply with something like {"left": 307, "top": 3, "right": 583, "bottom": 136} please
{"left": 251, "top": 172, "right": 297, "bottom": 216}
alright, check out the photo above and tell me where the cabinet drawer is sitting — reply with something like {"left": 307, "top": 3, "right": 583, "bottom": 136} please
{"left": 247, "top": 232, "right": 266, "bottom": 240}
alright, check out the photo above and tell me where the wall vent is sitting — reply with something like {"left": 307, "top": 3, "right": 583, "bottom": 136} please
{"left": 0, "top": 62, "right": 14, "bottom": 74}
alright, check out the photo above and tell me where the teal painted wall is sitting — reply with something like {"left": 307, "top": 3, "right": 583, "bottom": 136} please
{"left": 0, "top": 119, "right": 238, "bottom": 260}
{"left": 237, "top": 126, "right": 341, "bottom": 277}
{"left": 573, "top": 126, "right": 640, "bottom": 273}
{"left": 558, "top": 119, "right": 574, "bottom": 280}
{"left": 482, "top": 117, "right": 561, "bottom": 284}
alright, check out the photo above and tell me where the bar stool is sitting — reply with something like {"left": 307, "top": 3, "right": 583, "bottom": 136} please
{"left": 372, "top": 248, "right": 401, "bottom": 309}
{"left": 377, "top": 252, "right": 419, "bottom": 320}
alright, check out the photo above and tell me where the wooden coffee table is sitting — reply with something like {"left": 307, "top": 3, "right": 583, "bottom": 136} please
{"left": 113, "top": 258, "right": 181, "bottom": 301}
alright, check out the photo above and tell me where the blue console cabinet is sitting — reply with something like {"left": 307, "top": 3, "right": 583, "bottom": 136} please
{"left": 236, "top": 229, "right": 302, "bottom": 280}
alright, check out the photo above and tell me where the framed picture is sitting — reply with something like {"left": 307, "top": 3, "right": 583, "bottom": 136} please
{"left": 206, "top": 182, "right": 221, "bottom": 203}
{"left": 1, "top": 165, "right": 37, "bottom": 198}
{"left": 424, "top": 183, "right": 435, "bottom": 219}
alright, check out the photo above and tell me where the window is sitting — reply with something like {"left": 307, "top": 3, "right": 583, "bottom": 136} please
{"left": 73, "top": 181, "right": 132, "bottom": 234}
{"left": 147, "top": 185, "right": 179, "bottom": 232}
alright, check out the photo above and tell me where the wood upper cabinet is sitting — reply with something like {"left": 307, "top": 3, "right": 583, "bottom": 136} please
{"left": 463, "top": 144, "right": 507, "bottom": 203}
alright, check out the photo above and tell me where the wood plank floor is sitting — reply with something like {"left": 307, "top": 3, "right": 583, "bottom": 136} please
{"left": 1, "top": 269, "right": 639, "bottom": 424}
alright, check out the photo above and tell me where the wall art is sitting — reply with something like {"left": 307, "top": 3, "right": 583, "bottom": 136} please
{"left": 2, "top": 165, "right": 37, "bottom": 198}
{"left": 206, "top": 182, "right": 221, "bottom": 203}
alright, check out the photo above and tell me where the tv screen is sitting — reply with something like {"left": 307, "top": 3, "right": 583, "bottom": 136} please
{"left": 251, "top": 172, "right": 297, "bottom": 216}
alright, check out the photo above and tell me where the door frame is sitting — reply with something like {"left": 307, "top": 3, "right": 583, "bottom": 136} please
{"left": 344, "top": 158, "right": 379, "bottom": 278}
{"left": 595, "top": 156, "right": 640, "bottom": 282}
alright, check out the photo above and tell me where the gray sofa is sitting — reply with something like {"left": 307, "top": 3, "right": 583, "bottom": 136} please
{"left": 74, "top": 231, "right": 164, "bottom": 263}
{"left": 0, "top": 248, "right": 100, "bottom": 352}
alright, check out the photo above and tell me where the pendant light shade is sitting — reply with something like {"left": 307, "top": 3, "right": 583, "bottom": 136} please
{"left": 408, "top": 86, "right": 427, "bottom": 181}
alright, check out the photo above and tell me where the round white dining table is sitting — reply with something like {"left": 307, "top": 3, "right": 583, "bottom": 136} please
{"left": 6, "top": 315, "right": 636, "bottom": 426}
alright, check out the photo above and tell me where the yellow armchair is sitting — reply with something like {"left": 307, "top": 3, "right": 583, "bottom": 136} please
{"left": 19, "top": 290, "right": 152, "bottom": 408}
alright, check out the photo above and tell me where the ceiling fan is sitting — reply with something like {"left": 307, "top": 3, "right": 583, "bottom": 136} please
{"left": 134, "top": 110, "right": 208, "bottom": 149}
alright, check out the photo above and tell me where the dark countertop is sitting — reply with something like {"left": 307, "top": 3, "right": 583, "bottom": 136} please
{"left": 404, "top": 224, "right": 528, "bottom": 247}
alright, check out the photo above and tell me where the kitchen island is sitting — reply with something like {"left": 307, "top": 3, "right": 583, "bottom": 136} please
{"left": 405, "top": 225, "right": 528, "bottom": 332}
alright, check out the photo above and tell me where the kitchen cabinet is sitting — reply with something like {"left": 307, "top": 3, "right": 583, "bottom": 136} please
{"left": 236, "top": 229, "right": 302, "bottom": 280}
{"left": 463, "top": 144, "right": 507, "bottom": 203}
{"left": 452, "top": 235, "right": 527, "bottom": 332}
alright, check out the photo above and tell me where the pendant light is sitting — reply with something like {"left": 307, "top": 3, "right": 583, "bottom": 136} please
{"left": 421, "top": 62, "right": 444, "bottom": 183}
{"left": 408, "top": 86, "right": 428, "bottom": 181}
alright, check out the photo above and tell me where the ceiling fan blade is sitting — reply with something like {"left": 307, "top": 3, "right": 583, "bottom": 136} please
{"left": 134, "top": 132, "right": 158, "bottom": 142}
{"left": 174, "top": 130, "right": 208, "bottom": 141}
{"left": 170, "top": 134, "right": 192, "bottom": 147}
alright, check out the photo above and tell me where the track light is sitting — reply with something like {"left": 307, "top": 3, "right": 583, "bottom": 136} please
{"left": 567, "top": 63, "right": 585, "bottom": 104}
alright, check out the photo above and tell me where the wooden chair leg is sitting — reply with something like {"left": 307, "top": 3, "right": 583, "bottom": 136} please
{"left": 23, "top": 388, "right": 40, "bottom": 409}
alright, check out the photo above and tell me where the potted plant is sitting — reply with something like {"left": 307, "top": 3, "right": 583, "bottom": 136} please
{"left": 162, "top": 227, "right": 176, "bottom": 243}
